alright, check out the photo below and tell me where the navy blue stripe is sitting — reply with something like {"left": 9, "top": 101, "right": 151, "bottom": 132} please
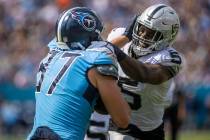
{"left": 83, "top": 84, "right": 98, "bottom": 106}
{"left": 90, "top": 120, "right": 105, "bottom": 127}
{"left": 48, "top": 66, "right": 66, "bottom": 94}
{"left": 47, "top": 52, "right": 80, "bottom": 95}
{"left": 36, "top": 51, "right": 58, "bottom": 92}
{"left": 163, "top": 66, "right": 177, "bottom": 77}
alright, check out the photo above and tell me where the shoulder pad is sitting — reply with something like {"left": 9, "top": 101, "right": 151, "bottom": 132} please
{"left": 159, "top": 48, "right": 183, "bottom": 76}
{"left": 87, "top": 41, "right": 115, "bottom": 53}
{"left": 107, "top": 28, "right": 126, "bottom": 41}
{"left": 87, "top": 41, "right": 117, "bottom": 58}
{"left": 141, "top": 48, "right": 183, "bottom": 76}
{"left": 96, "top": 64, "right": 118, "bottom": 79}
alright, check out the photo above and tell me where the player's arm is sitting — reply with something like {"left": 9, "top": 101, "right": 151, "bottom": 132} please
{"left": 109, "top": 30, "right": 171, "bottom": 88}
{"left": 107, "top": 18, "right": 174, "bottom": 84}
{"left": 88, "top": 66, "right": 131, "bottom": 128}
{"left": 110, "top": 15, "right": 137, "bottom": 48}
{"left": 118, "top": 57, "right": 177, "bottom": 84}
{"left": 110, "top": 41, "right": 179, "bottom": 84}
{"left": 109, "top": 26, "right": 180, "bottom": 84}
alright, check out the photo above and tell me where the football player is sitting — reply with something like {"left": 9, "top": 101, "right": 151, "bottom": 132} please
{"left": 86, "top": 4, "right": 183, "bottom": 140}
{"left": 27, "top": 7, "right": 131, "bottom": 140}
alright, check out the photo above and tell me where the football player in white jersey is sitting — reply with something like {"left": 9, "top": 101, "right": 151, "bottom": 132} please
{"left": 85, "top": 4, "right": 183, "bottom": 140}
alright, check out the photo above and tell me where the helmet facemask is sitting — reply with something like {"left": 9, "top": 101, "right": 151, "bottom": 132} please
{"left": 131, "top": 22, "right": 164, "bottom": 57}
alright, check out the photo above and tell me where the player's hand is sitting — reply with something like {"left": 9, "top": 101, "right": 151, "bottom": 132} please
{"left": 123, "top": 15, "right": 138, "bottom": 41}
{"left": 109, "top": 119, "right": 142, "bottom": 139}
{"left": 117, "top": 123, "right": 142, "bottom": 139}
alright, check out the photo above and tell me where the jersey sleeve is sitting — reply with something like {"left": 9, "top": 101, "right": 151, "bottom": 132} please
{"left": 87, "top": 41, "right": 119, "bottom": 79}
{"left": 107, "top": 27, "right": 126, "bottom": 41}
{"left": 95, "top": 64, "right": 118, "bottom": 79}
{"left": 159, "top": 48, "right": 183, "bottom": 76}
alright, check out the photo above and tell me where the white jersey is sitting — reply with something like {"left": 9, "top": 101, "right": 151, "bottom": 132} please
{"left": 84, "top": 112, "right": 110, "bottom": 140}
{"left": 110, "top": 28, "right": 182, "bottom": 131}
{"left": 85, "top": 27, "right": 182, "bottom": 139}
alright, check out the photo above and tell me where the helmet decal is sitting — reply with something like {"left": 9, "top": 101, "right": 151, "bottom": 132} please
{"left": 147, "top": 5, "right": 167, "bottom": 21}
{"left": 71, "top": 11, "right": 96, "bottom": 31}
{"left": 55, "top": 7, "right": 103, "bottom": 48}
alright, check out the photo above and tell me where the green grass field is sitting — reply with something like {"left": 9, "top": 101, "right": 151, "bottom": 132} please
{"left": 166, "top": 130, "right": 210, "bottom": 140}
{"left": 0, "top": 130, "right": 210, "bottom": 140}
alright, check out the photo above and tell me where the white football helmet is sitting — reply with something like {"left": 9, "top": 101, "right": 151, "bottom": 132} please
{"left": 131, "top": 4, "right": 180, "bottom": 57}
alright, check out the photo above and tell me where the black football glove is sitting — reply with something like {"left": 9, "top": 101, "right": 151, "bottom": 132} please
{"left": 123, "top": 15, "right": 138, "bottom": 41}
{"left": 113, "top": 15, "right": 139, "bottom": 61}
{"left": 117, "top": 123, "right": 142, "bottom": 139}
{"left": 109, "top": 119, "right": 142, "bottom": 139}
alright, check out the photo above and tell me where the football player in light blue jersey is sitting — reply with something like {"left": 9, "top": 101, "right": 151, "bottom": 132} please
{"left": 27, "top": 7, "right": 131, "bottom": 140}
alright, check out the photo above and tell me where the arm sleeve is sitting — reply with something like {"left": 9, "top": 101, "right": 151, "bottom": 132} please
{"left": 96, "top": 64, "right": 118, "bottom": 79}
{"left": 87, "top": 41, "right": 119, "bottom": 79}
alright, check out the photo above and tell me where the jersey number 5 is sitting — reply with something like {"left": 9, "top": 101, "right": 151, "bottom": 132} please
{"left": 118, "top": 77, "right": 142, "bottom": 110}
{"left": 169, "top": 50, "right": 181, "bottom": 64}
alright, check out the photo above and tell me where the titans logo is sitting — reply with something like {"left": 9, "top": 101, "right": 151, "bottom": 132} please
{"left": 71, "top": 11, "right": 96, "bottom": 31}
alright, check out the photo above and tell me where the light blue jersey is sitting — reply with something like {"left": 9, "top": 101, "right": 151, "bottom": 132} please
{"left": 28, "top": 40, "right": 118, "bottom": 140}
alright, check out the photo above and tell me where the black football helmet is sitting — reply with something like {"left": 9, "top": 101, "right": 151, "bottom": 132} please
{"left": 55, "top": 7, "right": 103, "bottom": 49}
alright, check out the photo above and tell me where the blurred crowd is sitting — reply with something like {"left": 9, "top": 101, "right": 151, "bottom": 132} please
{"left": 0, "top": 0, "right": 210, "bottom": 136}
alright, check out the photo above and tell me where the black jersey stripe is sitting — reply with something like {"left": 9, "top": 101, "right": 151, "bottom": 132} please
{"left": 148, "top": 5, "right": 167, "bottom": 21}
{"left": 163, "top": 66, "right": 177, "bottom": 77}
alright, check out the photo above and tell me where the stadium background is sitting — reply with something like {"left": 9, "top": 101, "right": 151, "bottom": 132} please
{"left": 0, "top": 0, "right": 210, "bottom": 140}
